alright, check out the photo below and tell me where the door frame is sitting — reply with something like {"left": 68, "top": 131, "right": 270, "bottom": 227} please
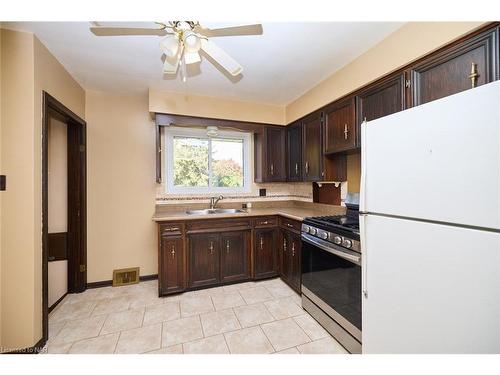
{"left": 42, "top": 92, "right": 87, "bottom": 344}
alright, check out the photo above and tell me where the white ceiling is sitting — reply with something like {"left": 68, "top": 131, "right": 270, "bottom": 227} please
{"left": 5, "top": 22, "right": 403, "bottom": 105}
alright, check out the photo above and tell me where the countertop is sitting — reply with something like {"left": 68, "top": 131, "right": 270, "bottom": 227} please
{"left": 152, "top": 202, "right": 345, "bottom": 222}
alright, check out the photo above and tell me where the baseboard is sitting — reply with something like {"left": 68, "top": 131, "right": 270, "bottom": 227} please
{"left": 86, "top": 274, "right": 158, "bottom": 289}
{"left": 48, "top": 292, "right": 68, "bottom": 313}
{"left": 2, "top": 336, "right": 46, "bottom": 354}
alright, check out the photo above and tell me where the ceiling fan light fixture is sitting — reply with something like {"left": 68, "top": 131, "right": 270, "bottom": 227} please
{"left": 183, "top": 31, "right": 201, "bottom": 53}
{"left": 159, "top": 35, "right": 179, "bottom": 57}
{"left": 184, "top": 51, "right": 201, "bottom": 65}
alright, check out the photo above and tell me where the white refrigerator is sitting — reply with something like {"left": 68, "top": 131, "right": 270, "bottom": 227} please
{"left": 360, "top": 81, "right": 500, "bottom": 354}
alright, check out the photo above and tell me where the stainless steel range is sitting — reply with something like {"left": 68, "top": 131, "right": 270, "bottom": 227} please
{"left": 301, "top": 193, "right": 361, "bottom": 354}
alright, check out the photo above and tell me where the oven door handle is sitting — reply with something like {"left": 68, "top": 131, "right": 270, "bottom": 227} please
{"left": 301, "top": 233, "right": 361, "bottom": 265}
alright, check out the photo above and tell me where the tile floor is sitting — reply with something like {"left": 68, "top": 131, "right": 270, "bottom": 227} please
{"left": 42, "top": 278, "right": 348, "bottom": 354}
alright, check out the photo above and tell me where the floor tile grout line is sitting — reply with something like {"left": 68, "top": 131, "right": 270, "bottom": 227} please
{"left": 257, "top": 324, "right": 276, "bottom": 353}
{"left": 113, "top": 331, "right": 122, "bottom": 354}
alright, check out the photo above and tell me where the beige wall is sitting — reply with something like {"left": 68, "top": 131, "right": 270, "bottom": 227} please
{"left": 0, "top": 29, "right": 85, "bottom": 349}
{"left": 149, "top": 89, "right": 285, "bottom": 125}
{"left": 286, "top": 22, "right": 486, "bottom": 123}
{"left": 86, "top": 91, "right": 157, "bottom": 282}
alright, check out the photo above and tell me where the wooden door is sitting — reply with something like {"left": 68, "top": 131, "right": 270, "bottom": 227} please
{"left": 188, "top": 233, "right": 220, "bottom": 288}
{"left": 221, "top": 230, "right": 250, "bottom": 283}
{"left": 302, "top": 111, "right": 322, "bottom": 181}
{"left": 323, "top": 97, "right": 356, "bottom": 153}
{"left": 287, "top": 121, "right": 302, "bottom": 181}
{"left": 254, "top": 228, "right": 278, "bottom": 279}
{"left": 410, "top": 28, "right": 498, "bottom": 106}
{"left": 289, "top": 232, "right": 302, "bottom": 293}
{"left": 159, "top": 235, "right": 184, "bottom": 295}
{"left": 356, "top": 73, "right": 406, "bottom": 146}
{"left": 266, "top": 127, "right": 286, "bottom": 182}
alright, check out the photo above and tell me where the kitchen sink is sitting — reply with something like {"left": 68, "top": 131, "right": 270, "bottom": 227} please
{"left": 185, "top": 208, "right": 247, "bottom": 215}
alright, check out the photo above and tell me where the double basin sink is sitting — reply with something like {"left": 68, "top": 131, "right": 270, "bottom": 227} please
{"left": 186, "top": 208, "right": 247, "bottom": 215}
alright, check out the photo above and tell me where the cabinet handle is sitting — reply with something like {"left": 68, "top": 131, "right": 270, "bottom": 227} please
{"left": 283, "top": 238, "right": 287, "bottom": 252}
{"left": 260, "top": 220, "right": 269, "bottom": 225}
{"left": 469, "top": 62, "right": 479, "bottom": 88}
{"left": 286, "top": 223, "right": 293, "bottom": 228}
{"left": 260, "top": 236, "right": 264, "bottom": 250}
{"left": 292, "top": 242, "right": 296, "bottom": 257}
{"left": 170, "top": 244, "right": 176, "bottom": 259}
{"left": 209, "top": 241, "right": 214, "bottom": 255}
{"left": 226, "top": 240, "right": 230, "bottom": 254}
{"left": 163, "top": 227, "right": 179, "bottom": 234}
{"left": 344, "top": 124, "right": 349, "bottom": 140}
{"left": 305, "top": 161, "right": 309, "bottom": 175}
{"left": 270, "top": 163, "right": 274, "bottom": 175}
{"left": 295, "top": 163, "right": 299, "bottom": 175}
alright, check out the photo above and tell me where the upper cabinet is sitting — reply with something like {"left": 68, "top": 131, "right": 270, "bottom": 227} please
{"left": 409, "top": 28, "right": 498, "bottom": 106}
{"left": 302, "top": 111, "right": 323, "bottom": 181}
{"left": 254, "top": 126, "right": 286, "bottom": 183}
{"left": 287, "top": 121, "right": 303, "bottom": 181}
{"left": 323, "top": 97, "right": 357, "bottom": 154}
{"left": 356, "top": 72, "right": 406, "bottom": 145}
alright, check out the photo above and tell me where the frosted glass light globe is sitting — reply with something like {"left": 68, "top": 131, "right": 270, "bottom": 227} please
{"left": 183, "top": 32, "right": 201, "bottom": 53}
{"left": 160, "top": 35, "right": 179, "bottom": 58}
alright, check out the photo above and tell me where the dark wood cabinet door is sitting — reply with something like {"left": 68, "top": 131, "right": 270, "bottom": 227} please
{"left": 266, "top": 127, "right": 287, "bottom": 182}
{"left": 220, "top": 230, "right": 250, "bottom": 283}
{"left": 302, "top": 111, "right": 322, "bottom": 181}
{"left": 188, "top": 233, "right": 220, "bottom": 288}
{"left": 289, "top": 232, "right": 302, "bottom": 293}
{"left": 159, "top": 235, "right": 185, "bottom": 295}
{"left": 254, "top": 228, "right": 278, "bottom": 279}
{"left": 410, "top": 28, "right": 498, "bottom": 106}
{"left": 356, "top": 73, "right": 406, "bottom": 146}
{"left": 279, "top": 230, "right": 292, "bottom": 283}
{"left": 323, "top": 97, "right": 356, "bottom": 153}
{"left": 287, "top": 121, "right": 303, "bottom": 181}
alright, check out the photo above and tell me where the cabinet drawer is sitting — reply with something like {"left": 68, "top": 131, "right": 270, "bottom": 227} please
{"left": 254, "top": 216, "right": 278, "bottom": 228}
{"left": 159, "top": 222, "right": 184, "bottom": 236}
{"left": 279, "top": 217, "right": 301, "bottom": 232}
{"left": 187, "top": 218, "right": 251, "bottom": 232}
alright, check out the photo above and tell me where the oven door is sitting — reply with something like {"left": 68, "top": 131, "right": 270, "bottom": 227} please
{"left": 301, "top": 233, "right": 362, "bottom": 340}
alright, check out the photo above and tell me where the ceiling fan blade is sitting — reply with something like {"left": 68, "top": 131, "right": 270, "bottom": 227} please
{"left": 200, "top": 39, "right": 243, "bottom": 76}
{"left": 196, "top": 24, "right": 263, "bottom": 38}
{"left": 163, "top": 45, "right": 183, "bottom": 74}
{"left": 90, "top": 27, "right": 170, "bottom": 36}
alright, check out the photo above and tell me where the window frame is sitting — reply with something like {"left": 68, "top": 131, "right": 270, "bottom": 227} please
{"left": 165, "top": 127, "right": 252, "bottom": 194}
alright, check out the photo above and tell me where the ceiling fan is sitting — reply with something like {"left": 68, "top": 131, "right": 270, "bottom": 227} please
{"left": 90, "top": 21, "right": 263, "bottom": 81}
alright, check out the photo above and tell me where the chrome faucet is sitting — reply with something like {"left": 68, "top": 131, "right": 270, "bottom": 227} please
{"left": 209, "top": 195, "right": 224, "bottom": 209}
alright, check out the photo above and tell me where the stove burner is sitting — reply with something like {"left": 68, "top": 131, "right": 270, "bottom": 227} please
{"left": 306, "top": 215, "right": 360, "bottom": 231}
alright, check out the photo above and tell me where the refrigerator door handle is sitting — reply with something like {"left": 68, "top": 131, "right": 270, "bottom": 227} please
{"left": 360, "top": 213, "right": 368, "bottom": 298}
{"left": 360, "top": 119, "right": 368, "bottom": 212}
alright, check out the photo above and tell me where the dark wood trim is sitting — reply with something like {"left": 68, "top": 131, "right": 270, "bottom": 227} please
{"left": 42, "top": 91, "right": 86, "bottom": 351}
{"left": 155, "top": 112, "right": 273, "bottom": 133}
{"left": 48, "top": 292, "right": 68, "bottom": 313}
{"left": 86, "top": 274, "right": 159, "bottom": 289}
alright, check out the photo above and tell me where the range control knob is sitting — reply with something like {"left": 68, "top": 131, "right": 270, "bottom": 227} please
{"left": 302, "top": 225, "right": 310, "bottom": 233}
{"left": 343, "top": 239, "right": 353, "bottom": 248}
{"left": 319, "top": 231, "right": 328, "bottom": 240}
{"left": 309, "top": 228, "right": 317, "bottom": 235}
{"left": 334, "top": 236, "right": 342, "bottom": 245}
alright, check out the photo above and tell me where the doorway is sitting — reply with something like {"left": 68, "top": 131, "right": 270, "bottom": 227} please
{"left": 42, "top": 92, "right": 87, "bottom": 344}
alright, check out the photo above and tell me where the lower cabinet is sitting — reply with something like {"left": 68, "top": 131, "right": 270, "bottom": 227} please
{"left": 279, "top": 221, "right": 302, "bottom": 293}
{"left": 188, "top": 233, "right": 220, "bottom": 289}
{"left": 158, "top": 216, "right": 301, "bottom": 295}
{"left": 254, "top": 227, "right": 278, "bottom": 279}
{"left": 221, "top": 230, "right": 251, "bottom": 283}
{"left": 158, "top": 224, "right": 185, "bottom": 296}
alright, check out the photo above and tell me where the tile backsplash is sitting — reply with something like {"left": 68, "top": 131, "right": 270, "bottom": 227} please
{"left": 156, "top": 182, "right": 313, "bottom": 204}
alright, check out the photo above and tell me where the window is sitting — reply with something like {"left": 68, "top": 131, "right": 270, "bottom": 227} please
{"left": 165, "top": 127, "right": 251, "bottom": 194}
